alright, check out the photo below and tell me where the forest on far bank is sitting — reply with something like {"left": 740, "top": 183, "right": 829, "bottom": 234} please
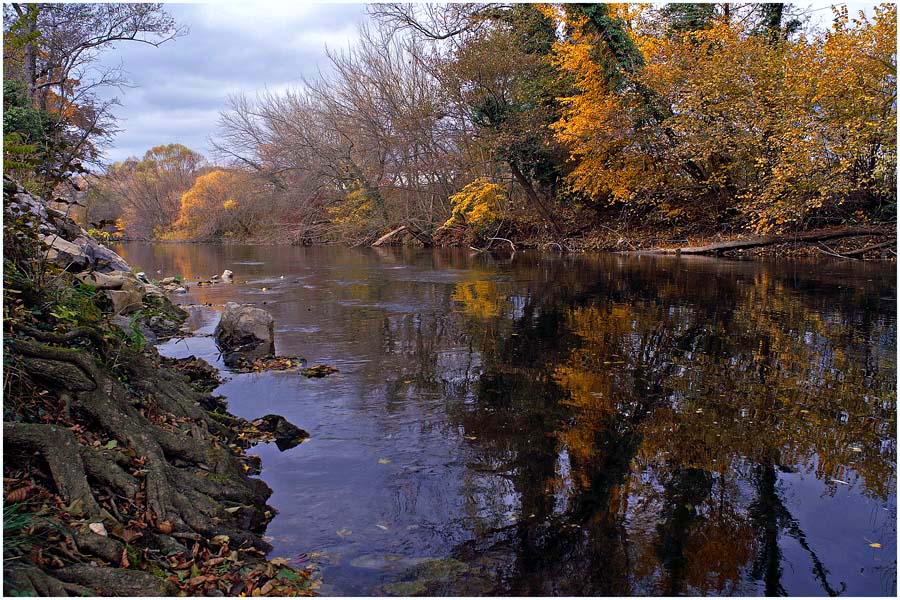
{"left": 4, "top": 3, "right": 897, "bottom": 247}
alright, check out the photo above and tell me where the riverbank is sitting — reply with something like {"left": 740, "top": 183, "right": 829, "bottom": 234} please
{"left": 3, "top": 179, "right": 317, "bottom": 596}
{"left": 109, "top": 222, "right": 896, "bottom": 261}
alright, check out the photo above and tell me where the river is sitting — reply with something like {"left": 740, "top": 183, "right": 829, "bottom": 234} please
{"left": 114, "top": 243, "right": 897, "bottom": 596}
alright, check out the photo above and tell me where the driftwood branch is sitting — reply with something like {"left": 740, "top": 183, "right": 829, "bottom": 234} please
{"left": 647, "top": 227, "right": 892, "bottom": 255}
{"left": 840, "top": 239, "right": 896, "bottom": 257}
{"left": 371, "top": 224, "right": 433, "bottom": 247}
{"left": 372, "top": 226, "right": 409, "bottom": 247}
{"left": 471, "top": 237, "right": 517, "bottom": 253}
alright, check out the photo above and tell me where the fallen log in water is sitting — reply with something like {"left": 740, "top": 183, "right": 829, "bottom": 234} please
{"left": 372, "top": 224, "right": 433, "bottom": 247}
{"left": 645, "top": 226, "right": 892, "bottom": 255}
{"left": 372, "top": 225, "right": 409, "bottom": 246}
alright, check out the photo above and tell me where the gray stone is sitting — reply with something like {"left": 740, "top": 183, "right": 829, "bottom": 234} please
{"left": 111, "top": 315, "right": 158, "bottom": 344}
{"left": 214, "top": 302, "right": 275, "bottom": 367}
{"left": 142, "top": 283, "right": 165, "bottom": 299}
{"left": 105, "top": 288, "right": 143, "bottom": 315}
{"left": 71, "top": 236, "right": 131, "bottom": 273}
{"left": 75, "top": 271, "right": 130, "bottom": 290}
{"left": 251, "top": 415, "right": 309, "bottom": 451}
{"left": 40, "top": 234, "right": 91, "bottom": 271}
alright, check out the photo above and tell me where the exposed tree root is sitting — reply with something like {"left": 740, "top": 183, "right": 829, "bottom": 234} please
{"left": 52, "top": 564, "right": 178, "bottom": 596}
{"left": 2, "top": 334, "right": 307, "bottom": 594}
{"left": 4, "top": 179, "right": 317, "bottom": 596}
{"left": 5, "top": 422, "right": 101, "bottom": 517}
{"left": 3, "top": 563, "right": 92, "bottom": 597}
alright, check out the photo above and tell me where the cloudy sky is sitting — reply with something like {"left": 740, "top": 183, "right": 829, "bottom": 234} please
{"left": 98, "top": 2, "right": 367, "bottom": 163}
{"left": 98, "top": 1, "right": 878, "bottom": 165}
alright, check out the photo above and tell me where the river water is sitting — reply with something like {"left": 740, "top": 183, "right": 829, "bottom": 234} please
{"left": 115, "top": 243, "right": 896, "bottom": 596}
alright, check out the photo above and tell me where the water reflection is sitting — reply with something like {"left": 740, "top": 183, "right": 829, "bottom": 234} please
{"left": 116, "top": 244, "right": 896, "bottom": 596}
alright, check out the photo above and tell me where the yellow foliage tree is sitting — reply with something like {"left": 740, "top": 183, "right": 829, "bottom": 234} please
{"left": 169, "top": 169, "right": 256, "bottom": 240}
{"left": 545, "top": 3, "right": 897, "bottom": 231}
{"left": 445, "top": 177, "right": 508, "bottom": 228}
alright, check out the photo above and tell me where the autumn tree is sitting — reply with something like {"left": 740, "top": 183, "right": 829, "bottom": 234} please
{"left": 91, "top": 144, "right": 205, "bottom": 239}
{"left": 545, "top": 2, "right": 896, "bottom": 232}
{"left": 170, "top": 169, "right": 261, "bottom": 240}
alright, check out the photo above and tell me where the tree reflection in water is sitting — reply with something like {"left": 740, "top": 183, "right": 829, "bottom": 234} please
{"left": 433, "top": 255, "right": 895, "bottom": 596}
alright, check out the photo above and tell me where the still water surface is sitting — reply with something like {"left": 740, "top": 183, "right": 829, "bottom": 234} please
{"left": 115, "top": 243, "right": 897, "bottom": 596}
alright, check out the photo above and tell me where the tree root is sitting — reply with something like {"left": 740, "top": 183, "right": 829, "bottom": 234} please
{"left": 52, "top": 564, "right": 178, "bottom": 596}
{"left": 6, "top": 338, "right": 99, "bottom": 389}
{"left": 70, "top": 530, "right": 124, "bottom": 566}
{"left": 3, "top": 563, "right": 92, "bottom": 597}
{"left": 5, "top": 331, "right": 277, "bottom": 579}
{"left": 4, "top": 422, "right": 101, "bottom": 517}
{"left": 13, "top": 323, "right": 108, "bottom": 359}
{"left": 80, "top": 447, "right": 139, "bottom": 498}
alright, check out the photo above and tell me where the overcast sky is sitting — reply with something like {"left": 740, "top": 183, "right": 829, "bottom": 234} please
{"left": 98, "top": 1, "right": 878, "bottom": 165}
{"left": 98, "top": 2, "right": 367, "bottom": 163}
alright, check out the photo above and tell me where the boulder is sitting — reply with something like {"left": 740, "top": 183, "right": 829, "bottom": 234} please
{"left": 251, "top": 415, "right": 309, "bottom": 451}
{"left": 214, "top": 302, "right": 275, "bottom": 367}
{"left": 40, "top": 234, "right": 91, "bottom": 271}
{"left": 75, "top": 271, "right": 130, "bottom": 290}
{"left": 141, "top": 283, "right": 165, "bottom": 299}
{"left": 105, "top": 287, "right": 144, "bottom": 315}
{"left": 72, "top": 235, "right": 131, "bottom": 273}
{"left": 75, "top": 271, "right": 144, "bottom": 314}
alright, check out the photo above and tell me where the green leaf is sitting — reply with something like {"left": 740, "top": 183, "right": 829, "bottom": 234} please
{"left": 105, "top": 440, "right": 118, "bottom": 449}
{"left": 277, "top": 568, "right": 300, "bottom": 581}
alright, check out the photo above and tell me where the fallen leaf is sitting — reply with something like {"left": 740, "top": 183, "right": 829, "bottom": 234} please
{"left": 89, "top": 522, "right": 108, "bottom": 537}
{"left": 869, "top": 543, "right": 882, "bottom": 549}
{"left": 6, "top": 485, "right": 37, "bottom": 503}
{"left": 336, "top": 528, "right": 352, "bottom": 538}
{"left": 378, "top": 458, "right": 391, "bottom": 464}
{"left": 105, "top": 440, "right": 119, "bottom": 449}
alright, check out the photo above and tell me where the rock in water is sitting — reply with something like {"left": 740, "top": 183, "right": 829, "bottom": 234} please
{"left": 221, "top": 269, "right": 234, "bottom": 283}
{"left": 251, "top": 415, "right": 309, "bottom": 451}
{"left": 214, "top": 302, "right": 275, "bottom": 367}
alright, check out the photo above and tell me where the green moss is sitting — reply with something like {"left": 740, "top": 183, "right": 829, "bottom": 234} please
{"left": 383, "top": 580, "right": 428, "bottom": 596}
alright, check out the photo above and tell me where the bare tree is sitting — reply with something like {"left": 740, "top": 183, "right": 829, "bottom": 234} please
{"left": 3, "top": 3, "right": 186, "bottom": 185}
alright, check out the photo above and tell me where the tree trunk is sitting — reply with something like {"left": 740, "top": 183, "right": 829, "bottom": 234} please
{"left": 12, "top": 4, "right": 39, "bottom": 102}
{"left": 509, "top": 163, "right": 563, "bottom": 235}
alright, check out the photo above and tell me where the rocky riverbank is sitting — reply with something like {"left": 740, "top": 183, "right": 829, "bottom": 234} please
{"left": 2, "top": 178, "right": 317, "bottom": 596}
